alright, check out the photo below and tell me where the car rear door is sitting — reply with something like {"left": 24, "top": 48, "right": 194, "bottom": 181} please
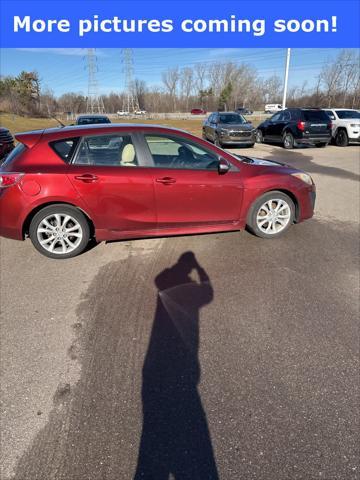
{"left": 67, "top": 132, "right": 157, "bottom": 235}
{"left": 142, "top": 133, "right": 243, "bottom": 229}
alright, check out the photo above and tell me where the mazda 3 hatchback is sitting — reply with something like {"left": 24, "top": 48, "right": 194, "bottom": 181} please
{"left": 0, "top": 124, "right": 316, "bottom": 259}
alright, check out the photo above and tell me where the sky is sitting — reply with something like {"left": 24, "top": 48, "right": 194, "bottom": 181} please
{"left": 0, "top": 48, "right": 344, "bottom": 97}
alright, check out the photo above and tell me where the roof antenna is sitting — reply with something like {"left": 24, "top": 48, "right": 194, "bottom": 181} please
{"left": 46, "top": 104, "right": 65, "bottom": 127}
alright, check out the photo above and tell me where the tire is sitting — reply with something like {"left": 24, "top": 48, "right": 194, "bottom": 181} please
{"left": 255, "top": 129, "right": 264, "bottom": 143}
{"left": 29, "top": 204, "right": 90, "bottom": 259}
{"left": 315, "top": 143, "right": 327, "bottom": 148}
{"left": 246, "top": 191, "right": 295, "bottom": 239}
{"left": 335, "top": 129, "right": 349, "bottom": 147}
{"left": 283, "top": 132, "right": 295, "bottom": 149}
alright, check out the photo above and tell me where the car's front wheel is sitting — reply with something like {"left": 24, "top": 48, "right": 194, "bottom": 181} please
{"left": 255, "top": 129, "right": 264, "bottom": 143}
{"left": 247, "top": 191, "right": 295, "bottom": 239}
{"left": 335, "top": 129, "right": 349, "bottom": 147}
{"left": 29, "top": 204, "right": 90, "bottom": 259}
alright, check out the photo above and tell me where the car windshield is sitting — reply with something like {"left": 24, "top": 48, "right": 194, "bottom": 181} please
{"left": 335, "top": 110, "right": 360, "bottom": 119}
{"left": 219, "top": 114, "right": 246, "bottom": 124}
{"left": 77, "top": 117, "right": 110, "bottom": 125}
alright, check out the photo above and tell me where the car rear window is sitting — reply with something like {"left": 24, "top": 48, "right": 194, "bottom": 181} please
{"left": 1, "top": 143, "right": 26, "bottom": 167}
{"left": 303, "top": 110, "right": 329, "bottom": 122}
{"left": 50, "top": 138, "right": 79, "bottom": 163}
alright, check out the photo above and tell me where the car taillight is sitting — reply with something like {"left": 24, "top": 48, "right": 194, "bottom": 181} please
{"left": 297, "top": 121, "right": 305, "bottom": 131}
{"left": 0, "top": 172, "right": 24, "bottom": 188}
{"left": 328, "top": 122, "right": 332, "bottom": 129}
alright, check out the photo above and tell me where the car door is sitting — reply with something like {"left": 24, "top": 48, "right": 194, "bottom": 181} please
{"left": 269, "top": 111, "right": 288, "bottom": 142}
{"left": 67, "top": 132, "right": 157, "bottom": 235}
{"left": 263, "top": 112, "right": 282, "bottom": 140}
{"left": 142, "top": 133, "right": 243, "bottom": 229}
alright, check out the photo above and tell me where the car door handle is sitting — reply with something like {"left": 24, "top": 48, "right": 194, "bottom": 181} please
{"left": 74, "top": 174, "right": 98, "bottom": 183}
{"left": 156, "top": 177, "right": 176, "bottom": 185}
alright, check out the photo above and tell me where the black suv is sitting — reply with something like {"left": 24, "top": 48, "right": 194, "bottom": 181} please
{"left": 203, "top": 112, "right": 255, "bottom": 148}
{"left": 0, "top": 128, "right": 15, "bottom": 163}
{"left": 75, "top": 115, "right": 111, "bottom": 125}
{"left": 256, "top": 108, "right": 332, "bottom": 149}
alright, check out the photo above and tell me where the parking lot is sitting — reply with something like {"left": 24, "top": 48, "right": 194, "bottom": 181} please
{"left": 1, "top": 143, "right": 359, "bottom": 480}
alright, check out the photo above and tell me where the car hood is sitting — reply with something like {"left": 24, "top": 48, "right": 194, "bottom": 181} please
{"left": 218, "top": 123, "right": 253, "bottom": 131}
{"left": 235, "top": 155, "right": 287, "bottom": 167}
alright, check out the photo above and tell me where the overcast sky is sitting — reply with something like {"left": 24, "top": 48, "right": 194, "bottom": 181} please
{"left": 0, "top": 48, "right": 344, "bottom": 97}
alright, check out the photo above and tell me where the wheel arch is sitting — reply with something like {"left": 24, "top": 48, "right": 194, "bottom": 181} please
{"left": 22, "top": 201, "right": 95, "bottom": 239}
{"left": 247, "top": 188, "right": 300, "bottom": 224}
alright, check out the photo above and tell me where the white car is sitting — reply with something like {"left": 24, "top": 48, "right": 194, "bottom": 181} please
{"left": 323, "top": 108, "right": 360, "bottom": 146}
{"left": 265, "top": 104, "right": 283, "bottom": 114}
{"left": 134, "top": 110, "right": 147, "bottom": 115}
{"left": 117, "top": 110, "right": 129, "bottom": 117}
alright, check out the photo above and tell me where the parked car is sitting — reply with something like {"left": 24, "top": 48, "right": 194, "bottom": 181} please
{"left": 0, "top": 124, "right": 316, "bottom": 258}
{"left": 0, "top": 128, "right": 15, "bottom": 162}
{"left": 75, "top": 115, "right": 111, "bottom": 125}
{"left": 265, "top": 104, "right": 283, "bottom": 114}
{"left": 117, "top": 110, "right": 129, "bottom": 117}
{"left": 322, "top": 108, "right": 360, "bottom": 146}
{"left": 236, "top": 107, "right": 253, "bottom": 115}
{"left": 256, "top": 108, "right": 332, "bottom": 149}
{"left": 203, "top": 112, "right": 256, "bottom": 147}
{"left": 191, "top": 108, "right": 207, "bottom": 115}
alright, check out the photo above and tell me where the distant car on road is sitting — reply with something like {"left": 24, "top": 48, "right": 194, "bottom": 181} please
{"left": 0, "top": 128, "right": 15, "bottom": 162}
{"left": 76, "top": 115, "right": 111, "bottom": 125}
{"left": 203, "top": 111, "right": 255, "bottom": 147}
{"left": 322, "top": 108, "right": 360, "bottom": 146}
{"left": 134, "top": 110, "right": 147, "bottom": 115}
{"left": 191, "top": 108, "right": 207, "bottom": 115}
{"left": 236, "top": 107, "right": 253, "bottom": 115}
{"left": 0, "top": 123, "right": 315, "bottom": 258}
{"left": 256, "top": 108, "right": 332, "bottom": 149}
{"left": 117, "top": 111, "right": 129, "bottom": 117}
{"left": 265, "top": 104, "right": 283, "bottom": 114}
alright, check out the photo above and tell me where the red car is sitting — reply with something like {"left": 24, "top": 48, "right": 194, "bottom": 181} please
{"left": 0, "top": 124, "right": 316, "bottom": 259}
{"left": 191, "top": 108, "right": 207, "bottom": 115}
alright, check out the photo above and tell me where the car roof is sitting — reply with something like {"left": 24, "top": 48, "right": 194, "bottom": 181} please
{"left": 76, "top": 114, "right": 109, "bottom": 118}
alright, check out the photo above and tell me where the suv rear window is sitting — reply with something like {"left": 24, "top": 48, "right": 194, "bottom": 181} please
{"left": 303, "top": 110, "right": 329, "bottom": 122}
{"left": 50, "top": 138, "right": 79, "bottom": 163}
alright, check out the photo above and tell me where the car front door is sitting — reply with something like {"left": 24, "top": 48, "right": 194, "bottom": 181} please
{"left": 67, "top": 132, "right": 157, "bottom": 235}
{"left": 142, "top": 134, "right": 243, "bottom": 230}
{"left": 265, "top": 112, "right": 282, "bottom": 141}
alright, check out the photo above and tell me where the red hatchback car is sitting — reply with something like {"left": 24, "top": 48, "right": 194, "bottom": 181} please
{"left": 0, "top": 124, "right": 316, "bottom": 259}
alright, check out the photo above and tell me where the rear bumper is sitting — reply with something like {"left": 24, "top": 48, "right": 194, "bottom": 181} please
{"left": 296, "top": 136, "right": 331, "bottom": 145}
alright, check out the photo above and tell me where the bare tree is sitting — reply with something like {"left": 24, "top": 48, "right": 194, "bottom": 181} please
{"left": 180, "top": 68, "right": 194, "bottom": 111}
{"left": 162, "top": 67, "right": 180, "bottom": 111}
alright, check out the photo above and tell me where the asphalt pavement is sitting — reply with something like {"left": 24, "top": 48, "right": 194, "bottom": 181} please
{"left": 0, "top": 143, "right": 359, "bottom": 480}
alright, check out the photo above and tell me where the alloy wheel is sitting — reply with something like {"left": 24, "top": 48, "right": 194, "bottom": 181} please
{"left": 36, "top": 213, "right": 83, "bottom": 255}
{"left": 256, "top": 199, "right": 291, "bottom": 234}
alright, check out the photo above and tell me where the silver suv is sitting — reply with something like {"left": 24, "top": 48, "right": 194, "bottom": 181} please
{"left": 203, "top": 112, "right": 255, "bottom": 148}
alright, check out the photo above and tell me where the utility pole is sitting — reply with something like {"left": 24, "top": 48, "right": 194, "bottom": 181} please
{"left": 86, "top": 49, "right": 105, "bottom": 114}
{"left": 282, "top": 48, "right": 291, "bottom": 110}
{"left": 121, "top": 48, "right": 139, "bottom": 113}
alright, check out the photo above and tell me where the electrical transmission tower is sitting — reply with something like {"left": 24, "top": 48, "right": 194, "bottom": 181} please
{"left": 121, "top": 48, "right": 139, "bottom": 112}
{"left": 86, "top": 49, "right": 105, "bottom": 114}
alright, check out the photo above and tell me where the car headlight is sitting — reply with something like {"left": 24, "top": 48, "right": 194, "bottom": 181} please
{"left": 350, "top": 123, "right": 360, "bottom": 127}
{"left": 291, "top": 172, "right": 313, "bottom": 185}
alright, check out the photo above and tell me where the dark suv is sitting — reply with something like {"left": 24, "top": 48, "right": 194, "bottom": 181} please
{"left": 0, "top": 128, "right": 15, "bottom": 162}
{"left": 256, "top": 108, "right": 332, "bottom": 149}
{"left": 203, "top": 112, "right": 255, "bottom": 148}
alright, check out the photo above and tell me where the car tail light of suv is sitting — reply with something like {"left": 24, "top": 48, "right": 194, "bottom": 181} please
{"left": 297, "top": 121, "right": 306, "bottom": 131}
{"left": 0, "top": 172, "right": 24, "bottom": 188}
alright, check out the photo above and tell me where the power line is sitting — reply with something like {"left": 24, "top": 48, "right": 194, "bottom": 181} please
{"left": 121, "top": 48, "right": 139, "bottom": 112}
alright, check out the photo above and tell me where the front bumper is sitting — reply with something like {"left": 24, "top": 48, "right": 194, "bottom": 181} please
{"left": 219, "top": 133, "right": 255, "bottom": 145}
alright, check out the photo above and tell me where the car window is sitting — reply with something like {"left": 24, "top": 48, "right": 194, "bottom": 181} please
{"left": 73, "top": 134, "right": 138, "bottom": 166}
{"left": 324, "top": 110, "right": 336, "bottom": 120}
{"left": 271, "top": 113, "right": 282, "bottom": 122}
{"left": 335, "top": 110, "right": 360, "bottom": 119}
{"left": 303, "top": 110, "right": 330, "bottom": 122}
{"left": 218, "top": 114, "right": 245, "bottom": 124}
{"left": 50, "top": 138, "right": 79, "bottom": 163}
{"left": 282, "top": 111, "right": 291, "bottom": 121}
{"left": 77, "top": 117, "right": 111, "bottom": 125}
{"left": 144, "top": 135, "right": 220, "bottom": 170}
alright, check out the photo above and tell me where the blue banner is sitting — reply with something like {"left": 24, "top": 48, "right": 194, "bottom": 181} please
{"left": 0, "top": 0, "right": 359, "bottom": 48}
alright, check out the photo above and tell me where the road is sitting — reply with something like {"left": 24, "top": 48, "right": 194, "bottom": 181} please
{"left": 1, "top": 144, "right": 359, "bottom": 480}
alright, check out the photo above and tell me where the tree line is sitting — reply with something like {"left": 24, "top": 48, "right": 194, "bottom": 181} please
{"left": 0, "top": 49, "right": 359, "bottom": 117}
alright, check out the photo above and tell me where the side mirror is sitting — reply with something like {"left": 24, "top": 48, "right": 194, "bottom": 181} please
{"left": 218, "top": 158, "right": 230, "bottom": 174}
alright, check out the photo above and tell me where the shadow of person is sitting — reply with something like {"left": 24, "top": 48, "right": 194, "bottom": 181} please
{"left": 134, "top": 251, "right": 219, "bottom": 480}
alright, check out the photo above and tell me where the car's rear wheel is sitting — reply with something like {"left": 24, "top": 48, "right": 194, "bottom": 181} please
{"left": 283, "top": 132, "right": 295, "bottom": 149}
{"left": 255, "top": 130, "right": 263, "bottom": 143}
{"left": 247, "top": 191, "right": 295, "bottom": 239}
{"left": 335, "top": 129, "right": 349, "bottom": 147}
{"left": 29, "top": 204, "right": 90, "bottom": 259}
